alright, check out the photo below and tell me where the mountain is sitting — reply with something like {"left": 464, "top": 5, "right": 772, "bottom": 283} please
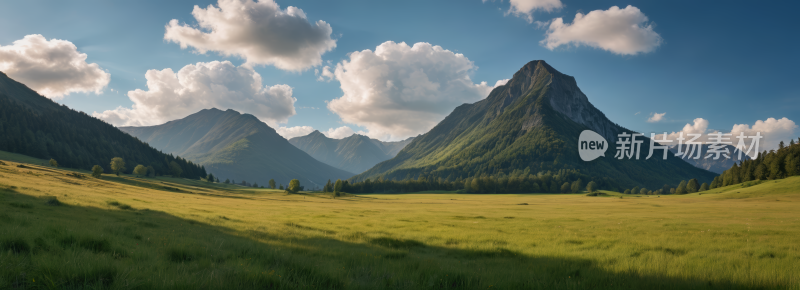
{"left": 0, "top": 71, "right": 207, "bottom": 178}
{"left": 119, "top": 108, "right": 354, "bottom": 187}
{"left": 670, "top": 144, "right": 749, "bottom": 174}
{"left": 350, "top": 60, "right": 717, "bottom": 189}
{"left": 289, "top": 131, "right": 415, "bottom": 174}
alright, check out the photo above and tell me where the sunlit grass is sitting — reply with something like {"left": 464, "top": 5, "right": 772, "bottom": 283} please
{"left": 1, "top": 159, "right": 798, "bottom": 289}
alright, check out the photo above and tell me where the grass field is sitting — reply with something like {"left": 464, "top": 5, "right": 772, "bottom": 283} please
{"left": 1, "top": 159, "right": 799, "bottom": 289}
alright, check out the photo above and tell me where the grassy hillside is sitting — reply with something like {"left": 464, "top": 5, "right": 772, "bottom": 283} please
{"left": 1, "top": 158, "right": 798, "bottom": 289}
{"left": 352, "top": 61, "right": 716, "bottom": 189}
{"left": 0, "top": 71, "right": 207, "bottom": 179}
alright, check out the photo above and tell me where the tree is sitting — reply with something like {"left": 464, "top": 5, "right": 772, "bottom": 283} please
{"left": 147, "top": 165, "right": 156, "bottom": 177}
{"left": 624, "top": 189, "right": 631, "bottom": 195}
{"left": 639, "top": 188, "right": 648, "bottom": 195}
{"left": 754, "top": 163, "right": 767, "bottom": 180}
{"left": 169, "top": 161, "right": 183, "bottom": 178}
{"left": 91, "top": 165, "right": 103, "bottom": 178}
{"left": 699, "top": 183, "right": 709, "bottom": 191}
{"left": 631, "top": 186, "right": 640, "bottom": 195}
{"left": 288, "top": 179, "right": 300, "bottom": 194}
{"left": 334, "top": 179, "right": 343, "bottom": 196}
{"left": 110, "top": 157, "right": 125, "bottom": 176}
{"left": 560, "top": 182, "right": 570, "bottom": 193}
{"left": 785, "top": 154, "right": 798, "bottom": 176}
{"left": 687, "top": 179, "right": 699, "bottom": 193}
{"left": 133, "top": 164, "right": 147, "bottom": 177}
{"left": 253, "top": 182, "right": 258, "bottom": 188}
{"left": 49, "top": 158, "right": 58, "bottom": 167}
{"left": 570, "top": 179, "right": 583, "bottom": 193}
{"left": 224, "top": 179, "right": 230, "bottom": 184}
{"left": 676, "top": 180, "right": 688, "bottom": 194}
{"left": 586, "top": 181, "right": 597, "bottom": 193}
{"left": 207, "top": 173, "right": 215, "bottom": 183}
{"left": 279, "top": 184, "right": 284, "bottom": 190}
{"left": 269, "top": 179, "right": 276, "bottom": 189}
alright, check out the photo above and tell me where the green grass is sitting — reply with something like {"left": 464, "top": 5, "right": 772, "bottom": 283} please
{"left": 1, "top": 159, "right": 799, "bottom": 289}
{"left": 0, "top": 150, "right": 48, "bottom": 165}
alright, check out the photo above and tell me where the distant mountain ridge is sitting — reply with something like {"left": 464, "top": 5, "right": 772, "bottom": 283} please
{"left": 119, "top": 108, "right": 353, "bottom": 187}
{"left": 670, "top": 144, "right": 749, "bottom": 174}
{"left": 289, "top": 131, "right": 414, "bottom": 174}
{"left": 350, "top": 60, "right": 717, "bottom": 189}
{"left": 0, "top": 71, "right": 207, "bottom": 178}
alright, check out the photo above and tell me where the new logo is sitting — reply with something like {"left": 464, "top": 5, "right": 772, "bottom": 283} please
{"left": 579, "top": 130, "right": 607, "bottom": 161}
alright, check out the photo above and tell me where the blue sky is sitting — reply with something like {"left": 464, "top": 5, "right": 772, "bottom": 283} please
{"left": 0, "top": 0, "right": 798, "bottom": 145}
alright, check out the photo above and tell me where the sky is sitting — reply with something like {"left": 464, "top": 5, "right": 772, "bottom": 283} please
{"left": 1, "top": 0, "right": 798, "bottom": 151}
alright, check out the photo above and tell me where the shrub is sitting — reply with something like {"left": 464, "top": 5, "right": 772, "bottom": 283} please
{"left": 44, "top": 196, "right": 61, "bottom": 206}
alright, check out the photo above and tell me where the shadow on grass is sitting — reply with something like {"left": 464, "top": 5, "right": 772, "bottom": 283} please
{"left": 0, "top": 190, "right": 782, "bottom": 290}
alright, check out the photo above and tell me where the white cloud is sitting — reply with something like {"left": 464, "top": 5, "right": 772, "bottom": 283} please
{"left": 164, "top": 0, "right": 336, "bottom": 72}
{"left": 494, "top": 79, "right": 510, "bottom": 87}
{"left": 647, "top": 112, "right": 666, "bottom": 123}
{"left": 326, "top": 41, "right": 497, "bottom": 141}
{"left": 323, "top": 126, "right": 356, "bottom": 139}
{"left": 541, "top": 5, "right": 663, "bottom": 55}
{"left": 0, "top": 34, "right": 110, "bottom": 99}
{"left": 730, "top": 118, "right": 797, "bottom": 155}
{"left": 276, "top": 125, "right": 315, "bottom": 139}
{"left": 316, "top": 65, "right": 334, "bottom": 82}
{"left": 94, "top": 60, "right": 295, "bottom": 127}
{"left": 507, "top": 0, "right": 563, "bottom": 23}
{"left": 657, "top": 117, "right": 797, "bottom": 157}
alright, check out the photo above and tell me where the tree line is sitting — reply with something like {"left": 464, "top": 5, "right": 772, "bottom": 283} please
{"left": 331, "top": 168, "right": 611, "bottom": 194}
{"left": 621, "top": 138, "right": 800, "bottom": 195}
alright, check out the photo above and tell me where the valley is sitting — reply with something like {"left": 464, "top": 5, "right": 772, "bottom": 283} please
{"left": 1, "top": 158, "right": 798, "bottom": 289}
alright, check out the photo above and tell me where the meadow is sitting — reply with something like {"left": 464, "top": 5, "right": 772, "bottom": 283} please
{"left": 1, "top": 158, "right": 799, "bottom": 289}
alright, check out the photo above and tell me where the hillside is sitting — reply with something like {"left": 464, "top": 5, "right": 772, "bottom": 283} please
{"left": 351, "top": 60, "right": 717, "bottom": 189}
{"left": 289, "top": 131, "right": 414, "bottom": 174}
{"left": 0, "top": 71, "right": 206, "bottom": 178}
{"left": 119, "top": 108, "right": 353, "bottom": 187}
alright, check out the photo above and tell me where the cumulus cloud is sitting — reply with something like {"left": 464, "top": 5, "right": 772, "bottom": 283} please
{"left": 656, "top": 117, "right": 797, "bottom": 157}
{"left": 0, "top": 34, "right": 110, "bottom": 99}
{"left": 541, "top": 5, "right": 662, "bottom": 55}
{"left": 276, "top": 125, "right": 315, "bottom": 139}
{"left": 647, "top": 112, "right": 666, "bottom": 123}
{"left": 164, "top": 0, "right": 336, "bottom": 71}
{"left": 323, "top": 126, "right": 357, "bottom": 139}
{"left": 326, "top": 41, "right": 497, "bottom": 141}
{"left": 507, "top": 0, "right": 563, "bottom": 23}
{"left": 94, "top": 61, "right": 295, "bottom": 127}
